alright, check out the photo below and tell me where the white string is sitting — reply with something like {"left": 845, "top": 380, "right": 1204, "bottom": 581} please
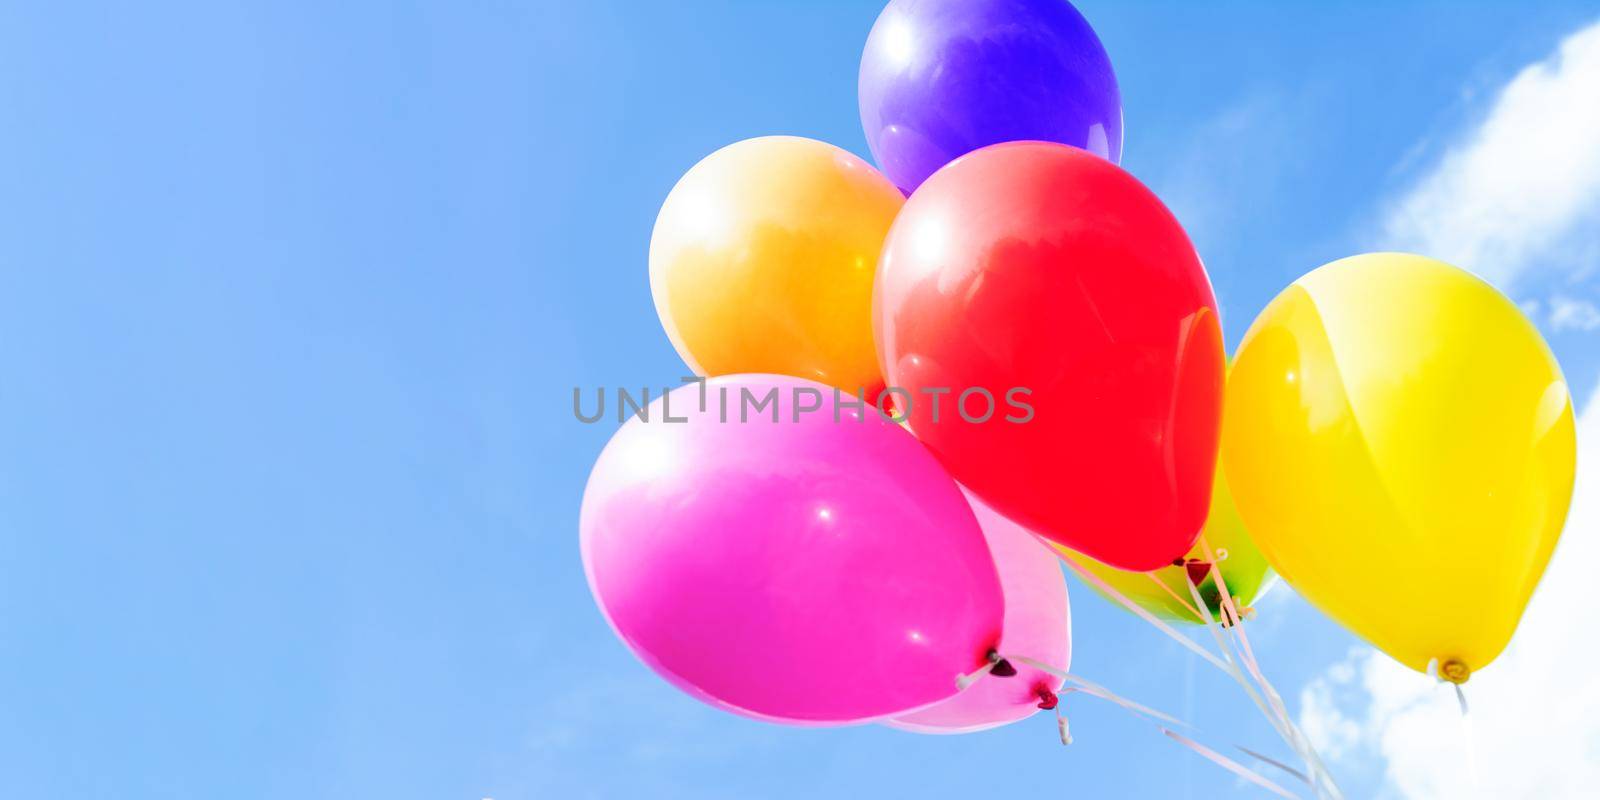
{"left": 1008, "top": 655, "right": 1191, "bottom": 729}
{"left": 1162, "top": 729, "right": 1300, "bottom": 800}
{"left": 955, "top": 658, "right": 996, "bottom": 692}
{"left": 1059, "top": 557, "right": 1234, "bottom": 674}
{"left": 1193, "top": 540, "right": 1344, "bottom": 800}
{"left": 1055, "top": 547, "right": 1347, "bottom": 797}
{"left": 1195, "top": 540, "right": 1341, "bottom": 798}
{"left": 1056, "top": 708, "right": 1072, "bottom": 745}
{"left": 1236, "top": 745, "right": 1312, "bottom": 785}
{"left": 1146, "top": 571, "right": 1207, "bottom": 621}
{"left": 1427, "top": 657, "right": 1470, "bottom": 716}
{"left": 1180, "top": 565, "right": 1296, "bottom": 745}
{"left": 1002, "top": 654, "right": 1303, "bottom": 797}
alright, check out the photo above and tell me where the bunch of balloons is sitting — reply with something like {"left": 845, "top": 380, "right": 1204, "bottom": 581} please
{"left": 582, "top": 0, "right": 1578, "bottom": 743}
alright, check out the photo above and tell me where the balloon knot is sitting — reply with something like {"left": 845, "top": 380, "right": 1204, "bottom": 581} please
{"left": 1182, "top": 559, "right": 1213, "bottom": 586}
{"left": 1218, "top": 597, "right": 1252, "bottom": 628}
{"left": 1438, "top": 658, "right": 1471, "bottom": 684}
{"left": 1035, "top": 686, "right": 1059, "bottom": 710}
{"left": 1219, "top": 606, "right": 1238, "bottom": 628}
{"left": 983, "top": 649, "right": 1017, "bottom": 678}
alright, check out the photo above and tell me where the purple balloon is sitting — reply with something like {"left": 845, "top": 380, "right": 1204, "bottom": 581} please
{"left": 859, "top": 0, "right": 1123, "bottom": 194}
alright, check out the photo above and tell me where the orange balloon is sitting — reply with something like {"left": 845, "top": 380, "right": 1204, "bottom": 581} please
{"left": 650, "top": 136, "right": 904, "bottom": 395}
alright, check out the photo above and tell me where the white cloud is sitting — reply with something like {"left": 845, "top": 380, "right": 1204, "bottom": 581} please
{"left": 1299, "top": 374, "right": 1600, "bottom": 799}
{"left": 1381, "top": 19, "right": 1600, "bottom": 289}
{"left": 1549, "top": 295, "right": 1600, "bottom": 332}
{"left": 1298, "top": 655, "right": 1363, "bottom": 762}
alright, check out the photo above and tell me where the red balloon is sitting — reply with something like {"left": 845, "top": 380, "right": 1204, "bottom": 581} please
{"left": 874, "top": 141, "right": 1223, "bottom": 571}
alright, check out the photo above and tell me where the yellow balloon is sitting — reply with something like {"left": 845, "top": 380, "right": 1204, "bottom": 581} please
{"left": 1224, "top": 253, "right": 1576, "bottom": 681}
{"left": 1055, "top": 458, "right": 1278, "bottom": 625}
{"left": 649, "top": 136, "right": 904, "bottom": 394}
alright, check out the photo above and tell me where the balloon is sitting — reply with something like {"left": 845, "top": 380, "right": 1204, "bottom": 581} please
{"left": 580, "top": 375, "right": 1005, "bottom": 724}
{"left": 1224, "top": 253, "right": 1576, "bottom": 681}
{"left": 875, "top": 141, "right": 1225, "bottom": 571}
{"left": 859, "top": 0, "right": 1122, "bottom": 194}
{"left": 887, "top": 490, "right": 1070, "bottom": 734}
{"left": 1055, "top": 459, "right": 1276, "bottom": 625}
{"left": 650, "top": 136, "right": 903, "bottom": 397}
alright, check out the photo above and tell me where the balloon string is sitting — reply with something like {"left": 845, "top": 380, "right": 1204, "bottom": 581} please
{"left": 956, "top": 658, "right": 997, "bottom": 692}
{"left": 1174, "top": 554, "right": 1341, "bottom": 799}
{"left": 1162, "top": 729, "right": 1300, "bottom": 800}
{"left": 1193, "top": 538, "right": 1344, "bottom": 800}
{"left": 1232, "top": 623, "right": 1340, "bottom": 799}
{"left": 1193, "top": 562, "right": 1291, "bottom": 729}
{"left": 1052, "top": 688, "right": 1077, "bottom": 745}
{"left": 1176, "top": 563, "right": 1293, "bottom": 743}
{"left": 1058, "top": 556, "right": 1233, "bottom": 674}
{"left": 1426, "top": 658, "right": 1470, "bottom": 716}
{"left": 1236, "top": 745, "right": 1312, "bottom": 785}
{"left": 1180, "top": 556, "right": 1314, "bottom": 787}
{"left": 1007, "top": 654, "right": 1191, "bottom": 729}
{"left": 1059, "top": 550, "right": 1336, "bottom": 796}
{"left": 1145, "top": 571, "right": 1207, "bottom": 621}
{"left": 1195, "top": 538, "right": 1341, "bottom": 799}
{"left": 1006, "top": 654, "right": 1304, "bottom": 796}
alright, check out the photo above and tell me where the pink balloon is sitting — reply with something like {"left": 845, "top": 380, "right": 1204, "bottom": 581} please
{"left": 580, "top": 375, "right": 1005, "bottom": 725}
{"left": 885, "top": 490, "right": 1071, "bottom": 734}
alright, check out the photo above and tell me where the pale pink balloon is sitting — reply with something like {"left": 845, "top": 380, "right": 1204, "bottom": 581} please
{"left": 580, "top": 375, "right": 1005, "bottom": 725}
{"left": 885, "top": 490, "right": 1071, "bottom": 734}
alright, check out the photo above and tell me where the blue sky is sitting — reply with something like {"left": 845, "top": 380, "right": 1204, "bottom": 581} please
{"left": 2, "top": 1, "right": 1598, "bottom": 797}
